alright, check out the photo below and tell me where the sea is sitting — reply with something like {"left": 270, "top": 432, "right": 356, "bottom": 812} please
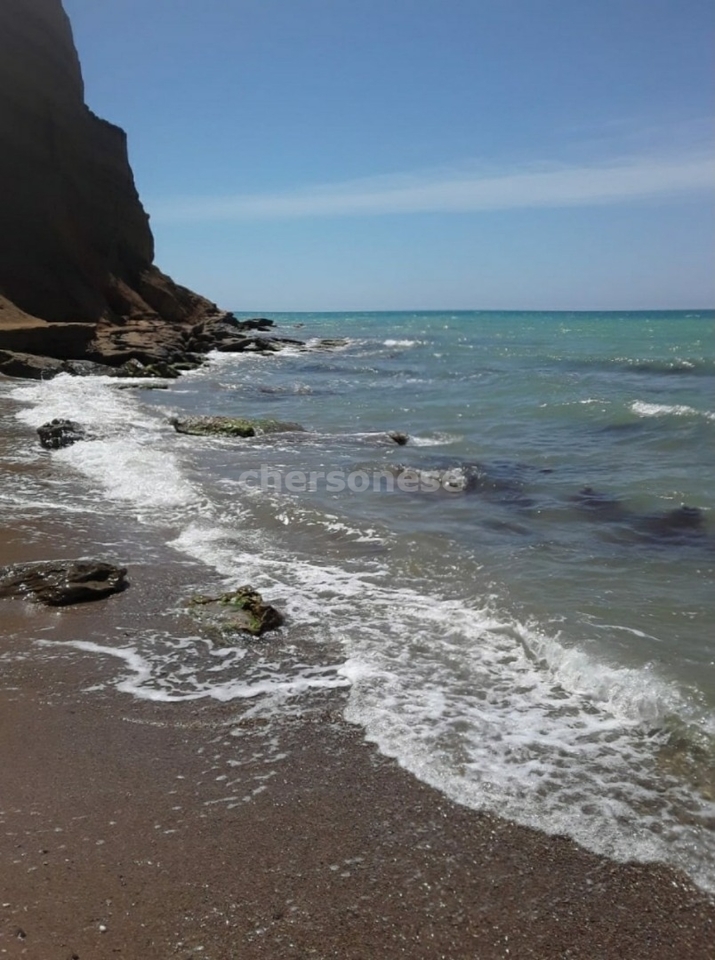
{"left": 1, "top": 309, "right": 714, "bottom": 892}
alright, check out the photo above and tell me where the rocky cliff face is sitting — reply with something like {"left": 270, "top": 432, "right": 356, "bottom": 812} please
{"left": 0, "top": 0, "right": 228, "bottom": 367}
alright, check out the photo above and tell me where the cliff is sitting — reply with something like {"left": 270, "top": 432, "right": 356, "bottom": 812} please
{"left": 0, "top": 0, "right": 229, "bottom": 370}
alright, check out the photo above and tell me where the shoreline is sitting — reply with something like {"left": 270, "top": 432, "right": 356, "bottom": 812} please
{"left": 1, "top": 500, "right": 714, "bottom": 958}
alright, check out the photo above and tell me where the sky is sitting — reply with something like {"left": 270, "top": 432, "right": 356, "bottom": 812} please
{"left": 64, "top": 0, "right": 714, "bottom": 311}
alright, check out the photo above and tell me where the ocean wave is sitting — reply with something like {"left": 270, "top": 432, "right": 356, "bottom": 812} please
{"left": 167, "top": 517, "right": 715, "bottom": 891}
{"left": 564, "top": 357, "right": 715, "bottom": 376}
{"left": 9, "top": 374, "right": 203, "bottom": 518}
{"left": 631, "top": 401, "right": 715, "bottom": 422}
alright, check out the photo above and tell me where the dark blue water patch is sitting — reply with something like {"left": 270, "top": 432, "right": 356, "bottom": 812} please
{"left": 568, "top": 489, "right": 713, "bottom": 550}
{"left": 558, "top": 357, "right": 715, "bottom": 377}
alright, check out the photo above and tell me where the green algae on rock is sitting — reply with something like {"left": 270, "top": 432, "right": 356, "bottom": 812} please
{"left": 171, "top": 416, "right": 305, "bottom": 438}
{"left": 188, "top": 587, "right": 284, "bottom": 639}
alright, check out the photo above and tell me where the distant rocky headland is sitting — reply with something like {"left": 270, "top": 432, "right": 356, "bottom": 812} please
{"left": 0, "top": 0, "right": 248, "bottom": 379}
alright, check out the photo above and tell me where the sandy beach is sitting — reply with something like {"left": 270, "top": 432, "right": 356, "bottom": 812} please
{"left": 1, "top": 514, "right": 714, "bottom": 960}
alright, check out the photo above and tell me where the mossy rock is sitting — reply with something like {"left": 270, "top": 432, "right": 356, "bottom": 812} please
{"left": 171, "top": 416, "right": 305, "bottom": 438}
{"left": 188, "top": 586, "right": 284, "bottom": 638}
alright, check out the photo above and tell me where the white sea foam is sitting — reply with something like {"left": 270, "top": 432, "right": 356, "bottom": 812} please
{"left": 384, "top": 339, "right": 421, "bottom": 348}
{"left": 631, "top": 400, "right": 715, "bottom": 422}
{"left": 410, "top": 433, "right": 462, "bottom": 447}
{"left": 10, "top": 374, "right": 201, "bottom": 516}
{"left": 38, "top": 639, "right": 348, "bottom": 705}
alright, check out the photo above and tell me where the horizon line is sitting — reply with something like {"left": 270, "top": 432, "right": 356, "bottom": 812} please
{"left": 226, "top": 306, "right": 715, "bottom": 315}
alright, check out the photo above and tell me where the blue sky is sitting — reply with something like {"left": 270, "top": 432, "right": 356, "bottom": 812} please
{"left": 65, "top": 0, "right": 714, "bottom": 310}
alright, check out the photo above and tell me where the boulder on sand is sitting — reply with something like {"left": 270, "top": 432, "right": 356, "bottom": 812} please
{"left": 0, "top": 560, "right": 128, "bottom": 606}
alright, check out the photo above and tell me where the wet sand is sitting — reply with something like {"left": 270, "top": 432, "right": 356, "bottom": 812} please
{"left": 1, "top": 515, "right": 714, "bottom": 958}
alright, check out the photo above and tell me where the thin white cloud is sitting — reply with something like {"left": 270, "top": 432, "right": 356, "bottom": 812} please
{"left": 150, "top": 154, "right": 714, "bottom": 223}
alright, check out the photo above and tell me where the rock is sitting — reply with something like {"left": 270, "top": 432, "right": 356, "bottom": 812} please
{"left": 215, "top": 337, "right": 257, "bottom": 353}
{"left": 63, "top": 359, "right": 119, "bottom": 377}
{"left": 116, "top": 357, "right": 182, "bottom": 379}
{"left": 0, "top": 307, "right": 96, "bottom": 359}
{"left": 314, "top": 338, "right": 349, "bottom": 349}
{"left": 570, "top": 486, "right": 627, "bottom": 522}
{"left": 233, "top": 318, "right": 275, "bottom": 332}
{"left": 0, "top": 350, "right": 66, "bottom": 380}
{"left": 188, "top": 586, "right": 284, "bottom": 638}
{"left": 37, "top": 418, "right": 86, "bottom": 450}
{"left": 171, "top": 416, "right": 305, "bottom": 438}
{"left": 214, "top": 334, "right": 305, "bottom": 354}
{"left": 0, "top": 560, "right": 128, "bottom": 606}
{"left": 272, "top": 337, "right": 306, "bottom": 347}
{"left": 0, "top": 0, "right": 233, "bottom": 370}
{"left": 391, "top": 465, "right": 475, "bottom": 493}
{"left": 387, "top": 430, "right": 409, "bottom": 446}
{"left": 219, "top": 335, "right": 306, "bottom": 354}
{"left": 637, "top": 505, "right": 706, "bottom": 540}
{"left": 242, "top": 337, "right": 285, "bottom": 354}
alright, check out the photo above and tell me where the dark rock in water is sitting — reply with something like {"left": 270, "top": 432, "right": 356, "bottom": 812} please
{"left": 314, "top": 338, "right": 349, "bottom": 349}
{"left": 171, "top": 416, "right": 305, "bottom": 438}
{"left": 232, "top": 318, "right": 275, "bottom": 332}
{"left": 188, "top": 586, "right": 284, "bottom": 639}
{"left": 571, "top": 489, "right": 707, "bottom": 545}
{"left": 389, "top": 459, "right": 542, "bottom": 505}
{"left": 63, "top": 359, "right": 119, "bottom": 377}
{"left": 391, "top": 464, "right": 479, "bottom": 493}
{"left": 387, "top": 431, "right": 409, "bottom": 446}
{"left": 0, "top": 560, "right": 128, "bottom": 606}
{"left": 570, "top": 486, "right": 628, "bottom": 522}
{"left": 37, "top": 418, "right": 86, "bottom": 450}
{"left": 638, "top": 505, "right": 705, "bottom": 540}
{"left": 216, "top": 335, "right": 305, "bottom": 354}
{"left": 215, "top": 337, "right": 253, "bottom": 353}
{"left": 117, "top": 357, "right": 182, "bottom": 379}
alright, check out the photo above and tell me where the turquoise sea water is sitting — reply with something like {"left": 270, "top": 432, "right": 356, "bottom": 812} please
{"left": 2, "top": 309, "right": 714, "bottom": 890}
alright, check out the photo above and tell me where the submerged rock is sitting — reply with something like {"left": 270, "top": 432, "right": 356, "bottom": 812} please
{"left": 570, "top": 486, "right": 628, "bottom": 522}
{"left": 188, "top": 586, "right": 284, "bottom": 639}
{"left": 171, "top": 416, "right": 305, "bottom": 438}
{"left": 314, "top": 338, "right": 349, "bottom": 349}
{"left": 391, "top": 464, "right": 477, "bottom": 493}
{"left": 37, "top": 418, "right": 86, "bottom": 450}
{"left": 0, "top": 560, "right": 128, "bottom": 606}
{"left": 387, "top": 430, "right": 409, "bottom": 446}
{"left": 637, "top": 505, "right": 706, "bottom": 541}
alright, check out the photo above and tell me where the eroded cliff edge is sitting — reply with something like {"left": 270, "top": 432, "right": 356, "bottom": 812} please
{"left": 0, "top": 0, "right": 230, "bottom": 371}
